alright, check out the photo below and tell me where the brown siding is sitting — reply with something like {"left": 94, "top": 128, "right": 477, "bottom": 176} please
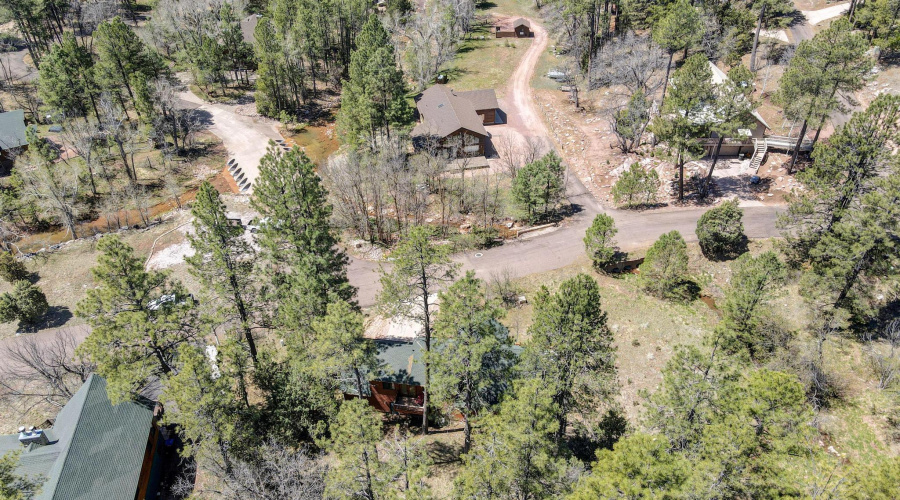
{"left": 345, "top": 381, "right": 425, "bottom": 415}
{"left": 477, "top": 109, "right": 496, "bottom": 125}
{"left": 134, "top": 423, "right": 158, "bottom": 500}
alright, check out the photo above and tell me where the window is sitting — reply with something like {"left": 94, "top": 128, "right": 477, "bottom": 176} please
{"left": 382, "top": 382, "right": 394, "bottom": 391}
{"left": 399, "top": 384, "right": 416, "bottom": 397}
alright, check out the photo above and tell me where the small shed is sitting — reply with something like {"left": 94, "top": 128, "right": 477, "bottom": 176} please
{"left": 495, "top": 17, "right": 533, "bottom": 38}
{"left": 512, "top": 18, "right": 532, "bottom": 37}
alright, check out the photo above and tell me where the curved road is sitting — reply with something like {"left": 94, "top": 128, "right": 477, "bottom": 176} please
{"left": 349, "top": 171, "right": 782, "bottom": 307}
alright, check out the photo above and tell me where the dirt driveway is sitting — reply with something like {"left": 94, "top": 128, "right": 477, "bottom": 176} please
{"left": 178, "top": 90, "right": 283, "bottom": 192}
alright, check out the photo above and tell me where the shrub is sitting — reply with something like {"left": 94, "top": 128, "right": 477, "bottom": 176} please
{"left": 0, "top": 252, "right": 28, "bottom": 283}
{"left": 0, "top": 281, "right": 49, "bottom": 325}
{"left": 612, "top": 163, "right": 660, "bottom": 207}
{"left": 639, "top": 230, "right": 693, "bottom": 300}
{"left": 584, "top": 213, "right": 618, "bottom": 269}
{"left": 696, "top": 199, "right": 745, "bottom": 259}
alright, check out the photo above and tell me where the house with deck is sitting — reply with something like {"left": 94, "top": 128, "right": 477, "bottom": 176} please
{"left": 344, "top": 339, "right": 427, "bottom": 416}
{"left": 412, "top": 84, "right": 500, "bottom": 157}
{"left": 0, "top": 375, "right": 164, "bottom": 500}
{"left": 345, "top": 325, "right": 521, "bottom": 417}
{"left": 703, "top": 61, "right": 771, "bottom": 157}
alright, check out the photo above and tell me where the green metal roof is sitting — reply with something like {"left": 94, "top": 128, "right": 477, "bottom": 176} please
{"left": 0, "top": 110, "right": 27, "bottom": 149}
{"left": 344, "top": 323, "right": 523, "bottom": 396}
{"left": 0, "top": 374, "right": 155, "bottom": 500}
{"left": 374, "top": 339, "right": 427, "bottom": 386}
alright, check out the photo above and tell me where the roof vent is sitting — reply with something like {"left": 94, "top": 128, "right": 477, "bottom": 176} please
{"left": 18, "top": 426, "right": 49, "bottom": 447}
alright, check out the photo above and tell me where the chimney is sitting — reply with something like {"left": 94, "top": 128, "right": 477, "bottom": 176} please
{"left": 18, "top": 426, "right": 49, "bottom": 447}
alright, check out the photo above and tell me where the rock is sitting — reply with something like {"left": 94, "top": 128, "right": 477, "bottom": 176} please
{"left": 647, "top": 353, "right": 655, "bottom": 360}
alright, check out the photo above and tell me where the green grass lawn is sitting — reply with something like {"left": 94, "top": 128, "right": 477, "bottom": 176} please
{"left": 439, "top": 22, "right": 529, "bottom": 94}
{"left": 477, "top": 0, "right": 538, "bottom": 18}
{"left": 532, "top": 42, "right": 564, "bottom": 90}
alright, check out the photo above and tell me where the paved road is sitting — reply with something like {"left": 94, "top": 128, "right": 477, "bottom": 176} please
{"left": 0, "top": 49, "right": 37, "bottom": 82}
{"left": 349, "top": 171, "right": 783, "bottom": 307}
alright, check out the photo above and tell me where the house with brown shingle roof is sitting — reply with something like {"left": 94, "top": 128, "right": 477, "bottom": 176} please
{"left": 412, "top": 85, "right": 499, "bottom": 157}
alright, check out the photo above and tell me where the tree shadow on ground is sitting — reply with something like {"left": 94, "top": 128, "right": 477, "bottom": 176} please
{"left": 700, "top": 236, "right": 750, "bottom": 262}
{"left": 427, "top": 439, "right": 462, "bottom": 465}
{"left": 190, "top": 109, "right": 215, "bottom": 129}
{"left": 16, "top": 305, "right": 73, "bottom": 334}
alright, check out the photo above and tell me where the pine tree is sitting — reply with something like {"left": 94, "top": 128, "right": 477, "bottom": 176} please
{"left": 704, "top": 64, "right": 757, "bottom": 195}
{"left": 612, "top": 162, "right": 661, "bottom": 207}
{"left": 325, "top": 399, "right": 388, "bottom": 500}
{"left": 453, "top": 378, "right": 570, "bottom": 499}
{"left": 0, "top": 252, "right": 28, "bottom": 283}
{"left": 650, "top": 54, "right": 715, "bottom": 201}
{"left": 720, "top": 251, "right": 788, "bottom": 358}
{"left": 310, "top": 300, "right": 377, "bottom": 399}
{"left": 94, "top": 17, "right": 167, "bottom": 111}
{"left": 76, "top": 236, "right": 196, "bottom": 402}
{"left": 748, "top": 0, "right": 795, "bottom": 71}
{"left": 510, "top": 151, "right": 565, "bottom": 222}
{"left": 569, "top": 433, "right": 691, "bottom": 499}
{"left": 0, "top": 450, "right": 42, "bottom": 500}
{"left": 378, "top": 225, "right": 459, "bottom": 435}
{"left": 780, "top": 95, "right": 900, "bottom": 326}
{"left": 432, "top": 272, "right": 514, "bottom": 453}
{"left": 38, "top": 32, "right": 98, "bottom": 120}
{"left": 0, "top": 280, "right": 48, "bottom": 326}
{"left": 652, "top": 0, "right": 704, "bottom": 102}
{"left": 775, "top": 18, "right": 871, "bottom": 172}
{"left": 250, "top": 145, "right": 354, "bottom": 344}
{"left": 522, "top": 274, "right": 616, "bottom": 447}
{"left": 583, "top": 213, "right": 618, "bottom": 269}
{"left": 337, "top": 16, "right": 412, "bottom": 145}
{"left": 639, "top": 230, "right": 691, "bottom": 299}
{"left": 696, "top": 199, "right": 745, "bottom": 259}
{"left": 186, "top": 182, "right": 259, "bottom": 362}
{"left": 162, "top": 342, "right": 244, "bottom": 474}
{"left": 781, "top": 94, "right": 900, "bottom": 263}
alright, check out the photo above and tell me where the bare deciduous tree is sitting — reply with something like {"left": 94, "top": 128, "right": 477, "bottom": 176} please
{"left": 404, "top": 2, "right": 458, "bottom": 90}
{"left": 173, "top": 440, "right": 326, "bottom": 500}
{"left": 590, "top": 32, "right": 667, "bottom": 98}
{"left": 17, "top": 148, "right": 83, "bottom": 239}
{"left": 99, "top": 95, "right": 139, "bottom": 182}
{"left": 495, "top": 134, "right": 544, "bottom": 179}
{"left": 865, "top": 319, "right": 900, "bottom": 390}
{"left": 60, "top": 116, "right": 107, "bottom": 195}
{"left": 0, "top": 328, "right": 95, "bottom": 416}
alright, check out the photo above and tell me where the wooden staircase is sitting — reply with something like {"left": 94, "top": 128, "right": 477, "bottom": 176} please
{"left": 749, "top": 139, "right": 767, "bottom": 174}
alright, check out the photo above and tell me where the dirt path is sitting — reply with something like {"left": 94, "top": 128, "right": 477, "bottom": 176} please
{"left": 503, "top": 21, "right": 550, "bottom": 138}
